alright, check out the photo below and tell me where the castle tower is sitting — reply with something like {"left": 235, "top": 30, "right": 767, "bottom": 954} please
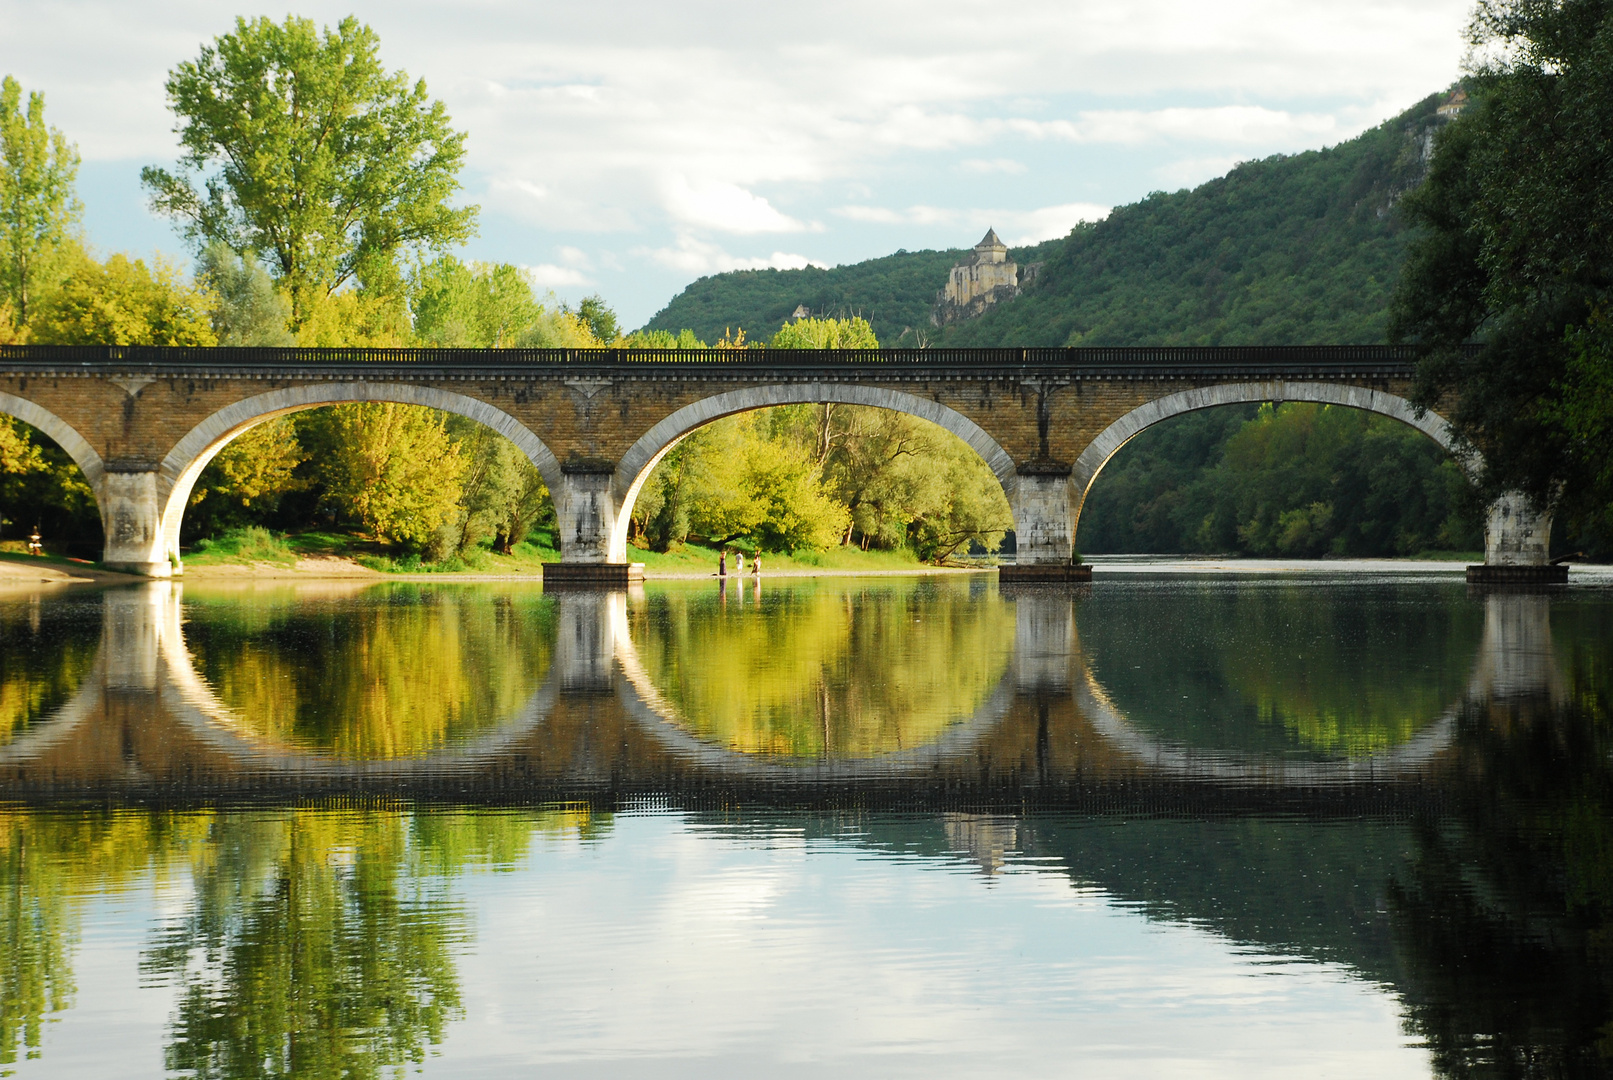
{"left": 934, "top": 229, "right": 1019, "bottom": 324}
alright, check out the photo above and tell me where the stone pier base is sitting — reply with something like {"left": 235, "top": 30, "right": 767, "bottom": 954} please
{"left": 1466, "top": 563, "right": 1568, "bottom": 585}
{"left": 999, "top": 563, "right": 1092, "bottom": 584}
{"left": 542, "top": 562, "right": 645, "bottom": 588}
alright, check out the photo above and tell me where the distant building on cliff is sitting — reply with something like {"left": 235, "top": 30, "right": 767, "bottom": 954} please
{"left": 1436, "top": 89, "right": 1468, "bottom": 121}
{"left": 933, "top": 229, "right": 1018, "bottom": 325}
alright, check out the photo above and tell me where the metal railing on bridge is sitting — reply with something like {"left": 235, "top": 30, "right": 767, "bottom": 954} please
{"left": 0, "top": 343, "right": 1452, "bottom": 371}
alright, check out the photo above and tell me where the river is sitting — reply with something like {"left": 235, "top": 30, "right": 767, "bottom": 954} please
{"left": 0, "top": 571, "right": 1609, "bottom": 1077}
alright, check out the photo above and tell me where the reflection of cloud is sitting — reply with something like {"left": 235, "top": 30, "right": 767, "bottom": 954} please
{"left": 631, "top": 234, "right": 828, "bottom": 276}
{"left": 832, "top": 202, "right": 1109, "bottom": 245}
{"left": 450, "top": 814, "right": 1424, "bottom": 1072}
{"left": 662, "top": 175, "right": 810, "bottom": 234}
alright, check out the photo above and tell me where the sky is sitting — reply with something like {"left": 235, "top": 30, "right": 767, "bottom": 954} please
{"left": 0, "top": 0, "right": 1474, "bottom": 329}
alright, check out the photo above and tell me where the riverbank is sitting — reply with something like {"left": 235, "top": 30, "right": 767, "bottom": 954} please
{"left": 176, "top": 530, "right": 970, "bottom": 581}
{"left": 0, "top": 550, "right": 144, "bottom": 586}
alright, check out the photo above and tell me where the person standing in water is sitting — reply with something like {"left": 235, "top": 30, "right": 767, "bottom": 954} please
{"left": 752, "top": 554, "right": 761, "bottom": 576}
{"left": 719, "top": 550, "right": 727, "bottom": 577}
{"left": 735, "top": 551, "right": 743, "bottom": 573}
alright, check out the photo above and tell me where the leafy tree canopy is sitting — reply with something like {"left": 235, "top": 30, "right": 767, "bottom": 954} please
{"left": 29, "top": 252, "right": 216, "bottom": 346}
{"left": 1391, "top": 0, "right": 1613, "bottom": 536}
{"left": 142, "top": 15, "right": 477, "bottom": 326}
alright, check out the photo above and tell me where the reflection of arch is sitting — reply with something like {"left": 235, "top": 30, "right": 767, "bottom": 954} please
{"left": 155, "top": 384, "right": 564, "bottom": 560}
{"left": 1071, "top": 382, "right": 1466, "bottom": 524}
{"left": 145, "top": 585, "right": 561, "bottom": 776}
{"left": 608, "top": 385, "right": 1019, "bottom": 562}
{"left": 609, "top": 596, "right": 1019, "bottom": 778}
{"left": 0, "top": 659, "right": 106, "bottom": 765}
{"left": 1075, "top": 665, "right": 1458, "bottom": 784}
{"left": 0, "top": 391, "right": 104, "bottom": 488}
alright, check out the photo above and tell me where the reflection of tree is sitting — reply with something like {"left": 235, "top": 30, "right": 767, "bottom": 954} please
{"left": 1388, "top": 624, "right": 1613, "bottom": 1075}
{"left": 143, "top": 810, "right": 467, "bottom": 1080}
{"left": 0, "top": 599, "right": 98, "bottom": 745}
{"left": 0, "top": 810, "right": 207, "bottom": 1068}
{"left": 632, "top": 580, "right": 1014, "bottom": 757}
{"left": 1081, "top": 582, "right": 1481, "bottom": 758}
{"left": 182, "top": 586, "right": 556, "bottom": 758}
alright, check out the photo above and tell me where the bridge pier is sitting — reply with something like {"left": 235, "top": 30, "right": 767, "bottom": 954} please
{"left": 545, "top": 468, "right": 643, "bottom": 588}
{"left": 1468, "top": 492, "right": 1565, "bottom": 584}
{"left": 98, "top": 469, "right": 175, "bottom": 577}
{"left": 1001, "top": 468, "right": 1090, "bottom": 583}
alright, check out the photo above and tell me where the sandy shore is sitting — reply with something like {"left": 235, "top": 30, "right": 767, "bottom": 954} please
{"left": 0, "top": 556, "right": 144, "bottom": 588}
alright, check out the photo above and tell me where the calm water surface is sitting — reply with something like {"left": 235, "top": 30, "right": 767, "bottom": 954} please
{"left": 1, "top": 573, "right": 1610, "bottom": 1078}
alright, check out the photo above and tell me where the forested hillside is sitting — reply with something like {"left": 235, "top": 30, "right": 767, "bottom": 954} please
{"left": 643, "top": 248, "right": 966, "bottom": 346}
{"left": 644, "top": 95, "right": 1443, "bottom": 348}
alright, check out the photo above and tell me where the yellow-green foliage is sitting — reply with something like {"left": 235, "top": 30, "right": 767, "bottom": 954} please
{"left": 189, "top": 417, "right": 307, "bottom": 514}
{"left": 0, "top": 415, "right": 42, "bottom": 476}
{"left": 769, "top": 315, "right": 878, "bottom": 349}
{"left": 622, "top": 327, "right": 706, "bottom": 349}
{"left": 630, "top": 579, "right": 1014, "bottom": 758}
{"left": 295, "top": 289, "right": 412, "bottom": 346}
{"left": 308, "top": 403, "right": 468, "bottom": 546}
{"left": 30, "top": 251, "right": 216, "bottom": 346}
{"left": 183, "top": 585, "right": 554, "bottom": 759}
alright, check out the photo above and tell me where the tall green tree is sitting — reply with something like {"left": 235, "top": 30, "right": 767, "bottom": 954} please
{"left": 1390, "top": 1, "right": 1613, "bottom": 536}
{"left": 570, "top": 295, "right": 619, "bottom": 344}
{"left": 142, "top": 15, "right": 477, "bottom": 326}
{"left": 0, "top": 76, "right": 80, "bottom": 330}
{"left": 410, "top": 257, "right": 544, "bottom": 347}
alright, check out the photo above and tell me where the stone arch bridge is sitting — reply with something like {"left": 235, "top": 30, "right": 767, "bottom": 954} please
{"left": 0, "top": 344, "right": 1550, "bottom": 581}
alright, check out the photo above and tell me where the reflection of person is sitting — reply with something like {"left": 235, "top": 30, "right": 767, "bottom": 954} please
{"left": 719, "top": 550, "right": 727, "bottom": 577}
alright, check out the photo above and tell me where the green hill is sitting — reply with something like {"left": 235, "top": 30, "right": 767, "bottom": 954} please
{"left": 641, "top": 247, "right": 973, "bottom": 346}
{"left": 644, "top": 93, "right": 1445, "bottom": 347}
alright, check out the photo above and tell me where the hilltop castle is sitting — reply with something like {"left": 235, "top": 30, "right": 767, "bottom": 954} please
{"left": 933, "top": 229, "right": 1018, "bottom": 325}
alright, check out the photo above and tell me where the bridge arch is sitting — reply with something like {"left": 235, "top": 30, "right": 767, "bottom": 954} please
{"left": 607, "top": 383, "right": 1018, "bottom": 563}
{"left": 157, "top": 383, "right": 565, "bottom": 561}
{"left": 1070, "top": 381, "right": 1466, "bottom": 528}
{"left": 0, "top": 391, "right": 104, "bottom": 487}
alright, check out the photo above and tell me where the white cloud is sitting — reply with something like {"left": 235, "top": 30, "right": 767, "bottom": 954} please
{"left": 1001, "top": 203, "right": 1111, "bottom": 245}
{"left": 960, "top": 158, "right": 1028, "bottom": 175}
{"left": 661, "top": 176, "right": 811, "bottom": 234}
{"left": 523, "top": 263, "right": 592, "bottom": 288}
{"left": 632, "top": 235, "right": 828, "bottom": 276}
{"left": 831, "top": 201, "right": 1109, "bottom": 244}
{"left": 1008, "top": 106, "right": 1342, "bottom": 147}
{"left": 1152, "top": 155, "right": 1249, "bottom": 191}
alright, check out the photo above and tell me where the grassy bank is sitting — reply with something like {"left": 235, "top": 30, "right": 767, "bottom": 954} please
{"left": 180, "top": 527, "right": 956, "bottom": 577}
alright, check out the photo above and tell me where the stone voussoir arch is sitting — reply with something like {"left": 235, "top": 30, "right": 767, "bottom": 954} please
{"left": 1071, "top": 380, "right": 1469, "bottom": 524}
{"left": 608, "top": 383, "right": 1020, "bottom": 563}
{"left": 0, "top": 390, "right": 105, "bottom": 488}
{"left": 157, "top": 382, "right": 565, "bottom": 560}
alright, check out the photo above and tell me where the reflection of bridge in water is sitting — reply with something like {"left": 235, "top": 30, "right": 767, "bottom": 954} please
{"left": 0, "top": 582, "right": 1567, "bottom": 810}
